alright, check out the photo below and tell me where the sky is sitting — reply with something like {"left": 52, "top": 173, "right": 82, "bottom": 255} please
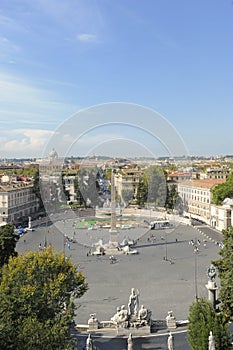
{"left": 0, "top": 0, "right": 233, "bottom": 159}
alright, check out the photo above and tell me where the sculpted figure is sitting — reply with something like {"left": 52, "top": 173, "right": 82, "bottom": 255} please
{"left": 127, "top": 333, "right": 133, "bottom": 350}
{"left": 111, "top": 307, "right": 121, "bottom": 323}
{"left": 138, "top": 305, "right": 148, "bottom": 320}
{"left": 138, "top": 304, "right": 151, "bottom": 325}
{"left": 167, "top": 332, "right": 174, "bottom": 350}
{"left": 118, "top": 305, "right": 129, "bottom": 327}
{"left": 209, "top": 331, "right": 215, "bottom": 350}
{"left": 128, "top": 288, "right": 139, "bottom": 316}
{"left": 86, "top": 334, "right": 93, "bottom": 350}
{"left": 207, "top": 264, "right": 217, "bottom": 282}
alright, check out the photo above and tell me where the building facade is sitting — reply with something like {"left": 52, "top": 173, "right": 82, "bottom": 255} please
{"left": 178, "top": 179, "right": 225, "bottom": 224}
{"left": 114, "top": 169, "right": 143, "bottom": 201}
{"left": 0, "top": 182, "right": 39, "bottom": 224}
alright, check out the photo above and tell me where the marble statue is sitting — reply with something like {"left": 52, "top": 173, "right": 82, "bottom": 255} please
{"left": 127, "top": 333, "right": 133, "bottom": 350}
{"left": 86, "top": 334, "right": 93, "bottom": 350}
{"left": 208, "top": 331, "right": 215, "bottom": 350}
{"left": 138, "top": 305, "right": 151, "bottom": 325}
{"left": 128, "top": 288, "right": 139, "bottom": 316}
{"left": 110, "top": 288, "right": 152, "bottom": 333}
{"left": 118, "top": 305, "right": 129, "bottom": 327}
{"left": 111, "top": 305, "right": 129, "bottom": 328}
{"left": 207, "top": 264, "right": 217, "bottom": 282}
{"left": 111, "top": 307, "right": 121, "bottom": 323}
{"left": 167, "top": 332, "right": 174, "bottom": 350}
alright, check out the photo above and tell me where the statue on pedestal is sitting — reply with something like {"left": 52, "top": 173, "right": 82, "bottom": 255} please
{"left": 167, "top": 332, "right": 174, "bottom": 350}
{"left": 207, "top": 264, "right": 217, "bottom": 282}
{"left": 86, "top": 334, "right": 93, "bottom": 350}
{"left": 128, "top": 288, "right": 139, "bottom": 316}
{"left": 127, "top": 333, "right": 133, "bottom": 350}
{"left": 208, "top": 331, "right": 215, "bottom": 350}
{"left": 138, "top": 305, "right": 151, "bottom": 326}
{"left": 166, "top": 310, "right": 177, "bottom": 329}
{"left": 111, "top": 305, "right": 129, "bottom": 328}
{"left": 110, "top": 288, "right": 152, "bottom": 332}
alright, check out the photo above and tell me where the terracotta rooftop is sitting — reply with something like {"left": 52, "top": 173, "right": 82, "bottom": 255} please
{"left": 179, "top": 179, "right": 225, "bottom": 189}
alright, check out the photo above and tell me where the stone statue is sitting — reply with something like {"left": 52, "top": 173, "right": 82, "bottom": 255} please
{"left": 111, "top": 306, "right": 121, "bottom": 323}
{"left": 167, "top": 332, "right": 174, "bottom": 350}
{"left": 127, "top": 333, "right": 133, "bottom": 350}
{"left": 208, "top": 331, "right": 215, "bottom": 350}
{"left": 118, "top": 305, "right": 129, "bottom": 327}
{"left": 111, "top": 305, "right": 129, "bottom": 328}
{"left": 166, "top": 310, "right": 177, "bottom": 329}
{"left": 207, "top": 264, "right": 217, "bottom": 282}
{"left": 128, "top": 288, "right": 140, "bottom": 316}
{"left": 86, "top": 334, "right": 93, "bottom": 350}
{"left": 138, "top": 305, "right": 151, "bottom": 325}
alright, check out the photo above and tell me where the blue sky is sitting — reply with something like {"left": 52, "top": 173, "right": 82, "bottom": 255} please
{"left": 0, "top": 0, "right": 233, "bottom": 158}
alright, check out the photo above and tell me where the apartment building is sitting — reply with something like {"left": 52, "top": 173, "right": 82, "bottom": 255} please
{"left": 114, "top": 168, "right": 143, "bottom": 200}
{"left": 210, "top": 198, "right": 233, "bottom": 231}
{"left": 178, "top": 179, "right": 225, "bottom": 224}
{"left": 0, "top": 178, "right": 39, "bottom": 224}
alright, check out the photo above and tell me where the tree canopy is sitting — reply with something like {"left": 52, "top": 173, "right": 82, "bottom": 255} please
{"left": 0, "top": 247, "right": 88, "bottom": 349}
{"left": 188, "top": 298, "right": 230, "bottom": 350}
{"left": 135, "top": 176, "right": 148, "bottom": 206}
{"left": 0, "top": 224, "right": 19, "bottom": 268}
{"left": 213, "top": 226, "right": 233, "bottom": 319}
{"left": 144, "top": 166, "right": 167, "bottom": 207}
{"left": 212, "top": 172, "right": 233, "bottom": 205}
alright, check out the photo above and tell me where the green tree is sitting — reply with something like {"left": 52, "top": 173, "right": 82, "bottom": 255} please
{"left": 135, "top": 176, "right": 148, "bottom": 206}
{"left": 0, "top": 247, "right": 88, "bottom": 350}
{"left": 212, "top": 172, "right": 233, "bottom": 205}
{"left": 188, "top": 298, "right": 230, "bottom": 350}
{"left": 33, "top": 169, "right": 45, "bottom": 211}
{"left": 74, "top": 177, "right": 85, "bottom": 207}
{"left": 165, "top": 184, "right": 178, "bottom": 210}
{"left": 0, "top": 224, "right": 19, "bottom": 268}
{"left": 78, "top": 168, "right": 100, "bottom": 207}
{"left": 121, "top": 188, "right": 134, "bottom": 206}
{"left": 144, "top": 166, "right": 166, "bottom": 207}
{"left": 213, "top": 226, "right": 233, "bottom": 319}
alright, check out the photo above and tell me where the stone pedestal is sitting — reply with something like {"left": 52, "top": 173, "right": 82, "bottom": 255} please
{"left": 206, "top": 281, "right": 218, "bottom": 309}
{"left": 88, "top": 314, "right": 99, "bottom": 331}
{"left": 166, "top": 311, "right": 177, "bottom": 329}
{"left": 117, "top": 325, "right": 151, "bottom": 336}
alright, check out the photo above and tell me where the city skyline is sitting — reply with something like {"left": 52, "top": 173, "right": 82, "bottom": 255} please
{"left": 0, "top": 0, "right": 233, "bottom": 158}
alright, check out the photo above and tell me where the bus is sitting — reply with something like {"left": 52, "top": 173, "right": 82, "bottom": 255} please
{"left": 150, "top": 220, "right": 172, "bottom": 230}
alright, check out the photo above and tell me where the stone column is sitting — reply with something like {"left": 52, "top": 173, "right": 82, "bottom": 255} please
{"left": 205, "top": 280, "right": 218, "bottom": 309}
{"left": 28, "top": 216, "right": 32, "bottom": 229}
{"left": 109, "top": 171, "right": 118, "bottom": 247}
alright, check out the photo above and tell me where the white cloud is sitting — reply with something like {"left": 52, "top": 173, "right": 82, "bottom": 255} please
{"left": 0, "top": 129, "right": 54, "bottom": 158}
{"left": 0, "top": 72, "right": 78, "bottom": 122}
{"left": 0, "top": 36, "right": 20, "bottom": 62}
{"left": 77, "top": 33, "right": 97, "bottom": 42}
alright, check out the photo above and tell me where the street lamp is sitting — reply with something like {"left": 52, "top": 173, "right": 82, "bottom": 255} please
{"left": 164, "top": 233, "right": 168, "bottom": 261}
{"left": 194, "top": 242, "right": 199, "bottom": 300}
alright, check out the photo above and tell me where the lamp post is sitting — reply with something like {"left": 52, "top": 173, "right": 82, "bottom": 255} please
{"left": 164, "top": 233, "right": 168, "bottom": 261}
{"left": 194, "top": 242, "right": 199, "bottom": 300}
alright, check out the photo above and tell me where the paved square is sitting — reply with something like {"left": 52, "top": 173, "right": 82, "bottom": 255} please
{"left": 17, "top": 218, "right": 221, "bottom": 326}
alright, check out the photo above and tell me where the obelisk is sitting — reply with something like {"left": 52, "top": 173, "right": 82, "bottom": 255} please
{"left": 109, "top": 170, "right": 118, "bottom": 248}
